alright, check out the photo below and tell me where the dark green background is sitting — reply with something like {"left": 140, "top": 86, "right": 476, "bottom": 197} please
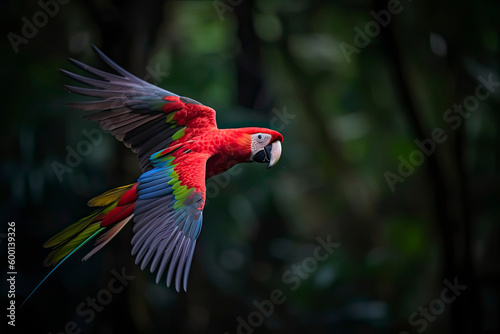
{"left": 1, "top": 0, "right": 499, "bottom": 333}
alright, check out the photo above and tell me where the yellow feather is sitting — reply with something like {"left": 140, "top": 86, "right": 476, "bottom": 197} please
{"left": 87, "top": 184, "right": 134, "bottom": 207}
{"left": 44, "top": 223, "right": 101, "bottom": 266}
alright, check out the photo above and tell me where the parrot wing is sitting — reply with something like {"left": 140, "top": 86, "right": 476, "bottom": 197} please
{"left": 132, "top": 147, "right": 210, "bottom": 292}
{"left": 61, "top": 45, "right": 217, "bottom": 171}
{"left": 23, "top": 47, "right": 217, "bottom": 304}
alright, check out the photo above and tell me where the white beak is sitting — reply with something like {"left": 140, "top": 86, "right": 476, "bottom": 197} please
{"left": 268, "top": 141, "right": 282, "bottom": 168}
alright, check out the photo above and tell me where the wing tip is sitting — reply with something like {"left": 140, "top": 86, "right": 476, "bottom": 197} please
{"left": 91, "top": 44, "right": 101, "bottom": 53}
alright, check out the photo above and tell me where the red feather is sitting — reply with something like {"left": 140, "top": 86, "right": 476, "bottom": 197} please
{"left": 101, "top": 204, "right": 135, "bottom": 227}
{"left": 117, "top": 183, "right": 138, "bottom": 206}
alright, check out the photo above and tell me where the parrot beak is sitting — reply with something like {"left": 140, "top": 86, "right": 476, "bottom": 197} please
{"left": 267, "top": 140, "right": 282, "bottom": 168}
{"left": 252, "top": 140, "right": 282, "bottom": 168}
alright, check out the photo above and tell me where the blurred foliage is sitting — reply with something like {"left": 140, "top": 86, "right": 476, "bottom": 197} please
{"left": 1, "top": 0, "right": 499, "bottom": 333}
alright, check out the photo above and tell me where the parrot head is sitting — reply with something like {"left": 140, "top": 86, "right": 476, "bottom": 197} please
{"left": 245, "top": 128, "right": 283, "bottom": 168}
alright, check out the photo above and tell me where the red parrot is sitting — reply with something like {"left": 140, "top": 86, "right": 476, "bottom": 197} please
{"left": 24, "top": 46, "right": 283, "bottom": 304}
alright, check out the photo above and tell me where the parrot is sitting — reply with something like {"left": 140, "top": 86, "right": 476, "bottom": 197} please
{"left": 23, "top": 46, "right": 283, "bottom": 305}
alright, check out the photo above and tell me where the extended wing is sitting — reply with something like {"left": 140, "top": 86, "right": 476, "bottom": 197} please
{"left": 61, "top": 46, "right": 217, "bottom": 291}
{"left": 61, "top": 45, "right": 217, "bottom": 171}
{"left": 132, "top": 148, "right": 210, "bottom": 292}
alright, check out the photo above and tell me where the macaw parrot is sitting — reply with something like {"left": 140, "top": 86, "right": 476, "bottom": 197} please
{"left": 24, "top": 46, "right": 283, "bottom": 304}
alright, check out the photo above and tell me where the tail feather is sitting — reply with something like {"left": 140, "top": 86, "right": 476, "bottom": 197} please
{"left": 43, "top": 210, "right": 102, "bottom": 249}
{"left": 88, "top": 184, "right": 134, "bottom": 207}
{"left": 22, "top": 183, "right": 138, "bottom": 307}
{"left": 82, "top": 215, "right": 133, "bottom": 261}
{"left": 42, "top": 205, "right": 114, "bottom": 266}
{"left": 43, "top": 183, "right": 137, "bottom": 266}
{"left": 43, "top": 222, "right": 102, "bottom": 266}
{"left": 21, "top": 227, "right": 104, "bottom": 308}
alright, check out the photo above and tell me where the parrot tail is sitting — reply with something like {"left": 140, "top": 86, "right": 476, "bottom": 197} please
{"left": 21, "top": 183, "right": 138, "bottom": 307}
{"left": 43, "top": 183, "right": 138, "bottom": 266}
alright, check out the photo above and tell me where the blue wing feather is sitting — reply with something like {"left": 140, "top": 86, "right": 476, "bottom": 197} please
{"left": 131, "top": 151, "right": 208, "bottom": 292}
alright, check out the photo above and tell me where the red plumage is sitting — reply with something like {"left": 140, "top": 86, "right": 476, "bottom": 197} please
{"left": 36, "top": 46, "right": 285, "bottom": 298}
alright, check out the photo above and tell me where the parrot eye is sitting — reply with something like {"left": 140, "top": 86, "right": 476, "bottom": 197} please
{"left": 255, "top": 133, "right": 269, "bottom": 144}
